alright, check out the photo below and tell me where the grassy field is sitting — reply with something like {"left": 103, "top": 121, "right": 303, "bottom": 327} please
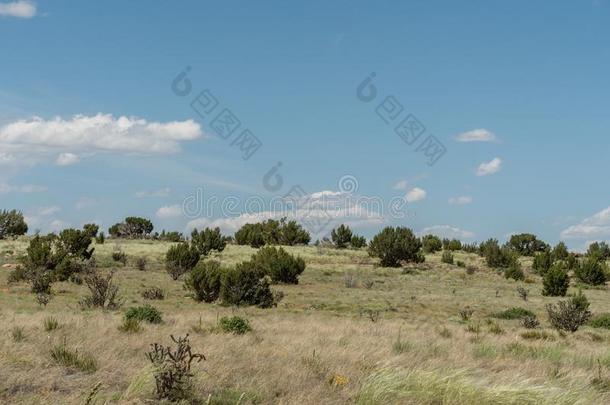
{"left": 2, "top": 238, "right": 610, "bottom": 404}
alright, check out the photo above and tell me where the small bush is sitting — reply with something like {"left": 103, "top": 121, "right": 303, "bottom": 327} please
{"left": 521, "top": 315, "right": 540, "bottom": 329}
{"left": 36, "top": 292, "right": 52, "bottom": 307}
{"left": 589, "top": 313, "right": 610, "bottom": 329}
{"left": 368, "top": 226, "right": 424, "bottom": 267}
{"left": 218, "top": 316, "right": 252, "bottom": 335}
{"left": 456, "top": 261, "right": 466, "bottom": 268}
{"left": 112, "top": 249, "right": 127, "bottom": 266}
{"left": 43, "top": 316, "right": 59, "bottom": 331}
{"left": 504, "top": 262, "right": 525, "bottom": 281}
{"left": 351, "top": 235, "right": 367, "bottom": 249}
{"left": 80, "top": 270, "right": 122, "bottom": 309}
{"left": 574, "top": 257, "right": 607, "bottom": 286}
{"left": 480, "top": 239, "right": 516, "bottom": 268}
{"left": 422, "top": 234, "right": 443, "bottom": 254}
{"left": 0, "top": 209, "right": 28, "bottom": 239}
{"left": 125, "top": 305, "right": 163, "bottom": 324}
{"left": 147, "top": 334, "right": 205, "bottom": 401}
{"left": 165, "top": 243, "right": 200, "bottom": 280}
{"left": 7, "top": 265, "right": 27, "bottom": 283}
{"left": 135, "top": 257, "right": 147, "bottom": 271}
{"left": 520, "top": 330, "right": 554, "bottom": 340}
{"left": 51, "top": 343, "right": 98, "bottom": 373}
{"left": 492, "top": 307, "right": 534, "bottom": 320}
{"left": 185, "top": 260, "right": 223, "bottom": 303}
{"left": 546, "top": 291, "right": 591, "bottom": 332}
{"left": 542, "top": 264, "right": 570, "bottom": 297}
{"left": 249, "top": 246, "right": 306, "bottom": 284}
{"left": 441, "top": 251, "right": 454, "bottom": 265}
{"left": 141, "top": 286, "right": 165, "bottom": 300}
{"left": 532, "top": 251, "right": 553, "bottom": 275}
{"left": 190, "top": 227, "right": 228, "bottom": 256}
{"left": 331, "top": 224, "right": 353, "bottom": 249}
{"left": 11, "top": 326, "right": 25, "bottom": 342}
{"left": 459, "top": 307, "right": 474, "bottom": 321}
{"left": 95, "top": 231, "right": 105, "bottom": 244}
{"left": 220, "top": 264, "right": 278, "bottom": 308}
{"left": 118, "top": 318, "right": 142, "bottom": 333}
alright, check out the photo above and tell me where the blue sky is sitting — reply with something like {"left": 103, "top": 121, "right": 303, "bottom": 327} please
{"left": 1, "top": 0, "right": 610, "bottom": 250}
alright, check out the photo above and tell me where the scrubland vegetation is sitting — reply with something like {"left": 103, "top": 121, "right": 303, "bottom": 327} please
{"left": 2, "top": 210, "right": 610, "bottom": 404}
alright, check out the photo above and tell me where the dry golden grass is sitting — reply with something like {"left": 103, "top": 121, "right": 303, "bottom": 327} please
{"left": 1, "top": 238, "right": 610, "bottom": 404}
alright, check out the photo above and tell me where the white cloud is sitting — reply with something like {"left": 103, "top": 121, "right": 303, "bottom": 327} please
{"left": 49, "top": 219, "right": 71, "bottom": 233}
{"left": 405, "top": 187, "right": 427, "bottom": 203}
{"left": 0, "top": 182, "right": 46, "bottom": 193}
{"left": 476, "top": 157, "right": 502, "bottom": 176}
{"left": 456, "top": 128, "right": 497, "bottom": 142}
{"left": 0, "top": 114, "right": 203, "bottom": 166}
{"left": 135, "top": 187, "right": 171, "bottom": 198}
{"left": 56, "top": 152, "right": 80, "bottom": 166}
{"left": 393, "top": 180, "right": 408, "bottom": 190}
{"left": 156, "top": 204, "right": 183, "bottom": 219}
{"left": 561, "top": 207, "right": 610, "bottom": 240}
{"left": 449, "top": 196, "right": 473, "bottom": 205}
{"left": 0, "top": 1, "right": 36, "bottom": 18}
{"left": 419, "top": 225, "right": 475, "bottom": 239}
{"left": 185, "top": 189, "right": 385, "bottom": 238}
{"left": 37, "top": 206, "right": 60, "bottom": 216}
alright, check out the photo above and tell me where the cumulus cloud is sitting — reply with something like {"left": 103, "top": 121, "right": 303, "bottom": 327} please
{"left": 405, "top": 187, "right": 427, "bottom": 203}
{"left": 135, "top": 188, "right": 171, "bottom": 198}
{"left": 561, "top": 207, "right": 610, "bottom": 240}
{"left": 185, "top": 189, "right": 385, "bottom": 237}
{"left": 476, "top": 157, "right": 502, "bottom": 176}
{"left": 56, "top": 152, "right": 80, "bottom": 166}
{"left": 156, "top": 204, "right": 183, "bottom": 219}
{"left": 0, "top": 113, "right": 203, "bottom": 166}
{"left": 449, "top": 196, "right": 473, "bottom": 205}
{"left": 419, "top": 225, "right": 475, "bottom": 239}
{"left": 0, "top": 0, "right": 36, "bottom": 18}
{"left": 456, "top": 129, "right": 497, "bottom": 142}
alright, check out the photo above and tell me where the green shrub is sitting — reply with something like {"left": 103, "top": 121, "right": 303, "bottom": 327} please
{"left": 118, "top": 318, "right": 142, "bottom": 333}
{"left": 54, "top": 257, "right": 84, "bottom": 282}
{"left": 220, "top": 264, "right": 277, "bottom": 308}
{"left": 135, "top": 257, "right": 147, "bottom": 271}
{"left": 480, "top": 239, "right": 516, "bottom": 268}
{"left": 551, "top": 242, "right": 569, "bottom": 261}
{"left": 79, "top": 270, "right": 122, "bottom": 309}
{"left": 542, "top": 264, "right": 570, "bottom": 297}
{"left": 441, "top": 251, "right": 454, "bottom": 265}
{"left": 7, "top": 265, "right": 27, "bottom": 283}
{"left": 190, "top": 227, "right": 228, "bottom": 256}
{"left": 589, "top": 313, "right": 610, "bottom": 329}
{"left": 574, "top": 257, "right": 607, "bottom": 286}
{"left": 43, "top": 316, "right": 59, "bottom": 331}
{"left": 95, "top": 232, "right": 105, "bottom": 244}
{"left": 234, "top": 218, "right": 310, "bottom": 247}
{"left": 521, "top": 315, "right": 540, "bottom": 329}
{"left": 185, "top": 260, "right": 224, "bottom": 302}
{"left": 112, "top": 249, "right": 127, "bottom": 266}
{"left": 124, "top": 305, "right": 163, "bottom": 324}
{"left": 11, "top": 326, "right": 25, "bottom": 342}
{"left": 331, "top": 224, "right": 353, "bottom": 249}
{"left": 218, "top": 316, "right": 252, "bottom": 334}
{"left": 504, "top": 262, "right": 525, "bottom": 281}
{"left": 422, "top": 234, "right": 442, "bottom": 254}
{"left": 587, "top": 241, "right": 610, "bottom": 261}
{"left": 368, "top": 227, "right": 424, "bottom": 267}
{"left": 456, "top": 261, "right": 466, "bottom": 268}
{"left": 492, "top": 307, "right": 535, "bottom": 320}
{"left": 507, "top": 233, "right": 548, "bottom": 256}
{"left": 58, "top": 228, "right": 95, "bottom": 260}
{"left": 109, "top": 216, "right": 153, "bottom": 238}
{"left": 350, "top": 235, "right": 367, "bottom": 249}
{"left": 51, "top": 343, "right": 97, "bottom": 373}
{"left": 444, "top": 239, "right": 462, "bottom": 251}
{"left": 546, "top": 291, "right": 591, "bottom": 332}
{"left": 532, "top": 251, "right": 553, "bottom": 275}
{"left": 0, "top": 209, "right": 28, "bottom": 239}
{"left": 249, "top": 246, "right": 306, "bottom": 284}
{"left": 165, "top": 243, "right": 200, "bottom": 280}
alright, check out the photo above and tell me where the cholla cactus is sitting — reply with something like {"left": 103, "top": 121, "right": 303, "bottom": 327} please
{"left": 147, "top": 334, "right": 205, "bottom": 401}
